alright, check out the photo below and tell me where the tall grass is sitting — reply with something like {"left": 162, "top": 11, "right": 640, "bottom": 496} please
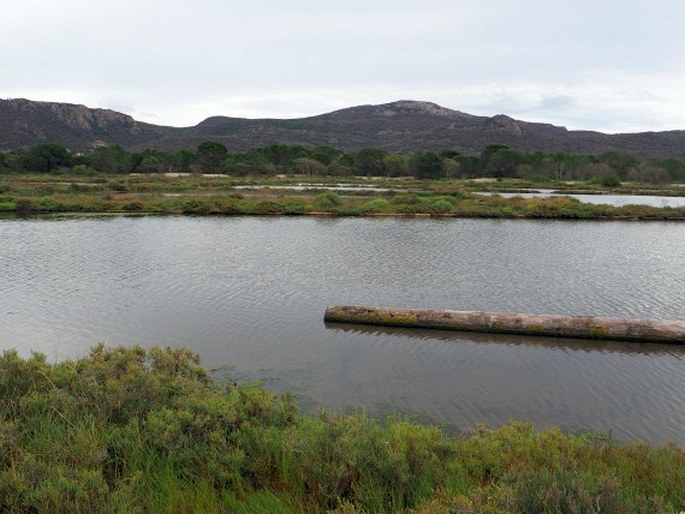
{"left": 0, "top": 345, "right": 682, "bottom": 513}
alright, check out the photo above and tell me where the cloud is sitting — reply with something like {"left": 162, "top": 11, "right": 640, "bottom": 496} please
{"left": 537, "top": 96, "right": 577, "bottom": 112}
{"left": 3, "top": 0, "right": 684, "bottom": 132}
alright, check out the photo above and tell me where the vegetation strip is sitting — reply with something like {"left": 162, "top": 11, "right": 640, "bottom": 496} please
{"left": 0, "top": 345, "right": 683, "bottom": 513}
{"left": 1, "top": 174, "right": 684, "bottom": 220}
{"left": 3, "top": 140, "right": 685, "bottom": 185}
{"left": 324, "top": 306, "right": 685, "bottom": 343}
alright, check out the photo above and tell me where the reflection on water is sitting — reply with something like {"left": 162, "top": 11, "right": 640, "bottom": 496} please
{"left": 1, "top": 216, "right": 684, "bottom": 444}
{"left": 233, "top": 183, "right": 404, "bottom": 192}
{"left": 324, "top": 322, "right": 685, "bottom": 357}
{"left": 320, "top": 323, "right": 685, "bottom": 444}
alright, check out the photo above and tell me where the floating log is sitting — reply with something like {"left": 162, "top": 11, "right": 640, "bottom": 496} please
{"left": 324, "top": 305, "right": 685, "bottom": 344}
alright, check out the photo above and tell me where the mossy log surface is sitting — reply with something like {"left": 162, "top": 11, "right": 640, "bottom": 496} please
{"left": 324, "top": 305, "right": 685, "bottom": 343}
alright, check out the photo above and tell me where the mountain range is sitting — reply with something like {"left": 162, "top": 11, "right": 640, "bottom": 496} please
{"left": 2, "top": 98, "right": 684, "bottom": 158}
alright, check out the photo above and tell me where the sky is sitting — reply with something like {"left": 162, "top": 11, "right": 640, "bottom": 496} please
{"left": 3, "top": 0, "right": 684, "bottom": 132}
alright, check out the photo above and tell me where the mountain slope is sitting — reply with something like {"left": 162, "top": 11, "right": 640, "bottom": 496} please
{"left": 0, "top": 98, "right": 176, "bottom": 150}
{"left": 2, "top": 98, "right": 684, "bottom": 158}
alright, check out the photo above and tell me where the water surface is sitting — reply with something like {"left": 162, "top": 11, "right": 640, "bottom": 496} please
{"left": 478, "top": 191, "right": 685, "bottom": 207}
{"left": 1, "top": 217, "right": 683, "bottom": 444}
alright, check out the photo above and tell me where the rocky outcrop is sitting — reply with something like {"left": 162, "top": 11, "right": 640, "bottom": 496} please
{"left": 0, "top": 99, "right": 173, "bottom": 151}
{"left": 486, "top": 115, "right": 525, "bottom": 136}
{"left": 375, "top": 100, "right": 468, "bottom": 118}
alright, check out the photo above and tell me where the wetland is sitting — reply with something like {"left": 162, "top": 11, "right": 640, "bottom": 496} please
{"left": 2, "top": 215, "right": 684, "bottom": 445}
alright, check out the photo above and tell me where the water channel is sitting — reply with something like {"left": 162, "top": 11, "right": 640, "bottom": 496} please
{"left": 1, "top": 216, "right": 683, "bottom": 444}
{"left": 476, "top": 190, "right": 685, "bottom": 207}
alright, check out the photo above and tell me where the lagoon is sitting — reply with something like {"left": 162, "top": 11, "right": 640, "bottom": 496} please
{"left": 1, "top": 216, "right": 684, "bottom": 444}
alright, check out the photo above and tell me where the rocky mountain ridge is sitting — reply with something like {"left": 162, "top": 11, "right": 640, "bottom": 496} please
{"left": 1, "top": 98, "right": 684, "bottom": 158}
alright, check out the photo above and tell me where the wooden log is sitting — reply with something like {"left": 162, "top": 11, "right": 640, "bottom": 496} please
{"left": 324, "top": 305, "right": 685, "bottom": 344}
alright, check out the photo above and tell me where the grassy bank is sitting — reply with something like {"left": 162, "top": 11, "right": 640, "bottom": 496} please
{"left": 0, "top": 174, "right": 684, "bottom": 220}
{"left": 1, "top": 345, "right": 682, "bottom": 513}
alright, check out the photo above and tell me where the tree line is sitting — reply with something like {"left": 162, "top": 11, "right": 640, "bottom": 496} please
{"left": 1, "top": 141, "right": 684, "bottom": 183}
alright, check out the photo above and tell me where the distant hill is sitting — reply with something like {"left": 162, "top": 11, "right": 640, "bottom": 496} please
{"left": 2, "top": 98, "right": 685, "bottom": 158}
{"left": 0, "top": 98, "right": 177, "bottom": 150}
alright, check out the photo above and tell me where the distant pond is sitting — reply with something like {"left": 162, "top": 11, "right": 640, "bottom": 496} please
{"left": 1, "top": 216, "right": 684, "bottom": 444}
{"left": 477, "top": 190, "right": 685, "bottom": 207}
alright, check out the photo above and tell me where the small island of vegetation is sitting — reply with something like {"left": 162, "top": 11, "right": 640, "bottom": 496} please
{"left": 1, "top": 142, "right": 684, "bottom": 220}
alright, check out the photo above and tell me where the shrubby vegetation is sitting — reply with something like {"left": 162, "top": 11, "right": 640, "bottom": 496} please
{"left": 1, "top": 173, "right": 683, "bottom": 220}
{"left": 2, "top": 141, "right": 685, "bottom": 184}
{"left": 2, "top": 142, "right": 683, "bottom": 220}
{"left": 0, "top": 345, "right": 682, "bottom": 513}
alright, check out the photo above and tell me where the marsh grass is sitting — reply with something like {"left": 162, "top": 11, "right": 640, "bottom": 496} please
{"left": 0, "top": 174, "right": 683, "bottom": 220}
{"left": 0, "top": 345, "right": 683, "bottom": 513}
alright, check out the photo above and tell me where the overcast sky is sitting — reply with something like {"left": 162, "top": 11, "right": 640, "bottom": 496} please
{"left": 4, "top": 0, "right": 684, "bottom": 132}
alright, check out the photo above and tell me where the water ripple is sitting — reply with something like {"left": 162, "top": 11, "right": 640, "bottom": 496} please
{"left": 1, "top": 216, "right": 684, "bottom": 444}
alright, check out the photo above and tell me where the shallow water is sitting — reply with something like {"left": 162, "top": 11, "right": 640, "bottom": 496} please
{"left": 233, "top": 183, "right": 402, "bottom": 192}
{"left": 477, "top": 191, "right": 685, "bottom": 207}
{"left": 1, "top": 217, "right": 683, "bottom": 444}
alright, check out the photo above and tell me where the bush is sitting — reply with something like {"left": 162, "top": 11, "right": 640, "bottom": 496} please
{"left": 280, "top": 200, "right": 307, "bottom": 214}
{"left": 313, "top": 191, "right": 342, "bottom": 209}
{"left": 360, "top": 199, "right": 391, "bottom": 213}
{"left": 71, "top": 164, "right": 98, "bottom": 176}
{"left": 14, "top": 198, "right": 34, "bottom": 214}
{"left": 109, "top": 181, "right": 129, "bottom": 193}
{"left": 393, "top": 193, "right": 420, "bottom": 205}
{"left": 181, "top": 199, "right": 212, "bottom": 214}
{"left": 0, "top": 346, "right": 683, "bottom": 512}
{"left": 601, "top": 174, "right": 622, "bottom": 187}
{"left": 36, "top": 197, "right": 64, "bottom": 212}
{"left": 253, "top": 200, "right": 283, "bottom": 214}
{"left": 123, "top": 200, "right": 145, "bottom": 211}
{"left": 420, "top": 197, "right": 455, "bottom": 214}
{"left": 70, "top": 182, "right": 90, "bottom": 192}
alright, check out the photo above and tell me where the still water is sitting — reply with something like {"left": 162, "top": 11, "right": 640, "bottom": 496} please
{"left": 1, "top": 217, "right": 684, "bottom": 444}
{"left": 478, "top": 190, "right": 685, "bottom": 207}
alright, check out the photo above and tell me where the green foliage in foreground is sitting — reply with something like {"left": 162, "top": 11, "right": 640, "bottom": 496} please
{"left": 0, "top": 346, "right": 683, "bottom": 513}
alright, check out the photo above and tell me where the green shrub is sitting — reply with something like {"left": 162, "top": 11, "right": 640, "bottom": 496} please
{"left": 601, "top": 174, "right": 622, "bottom": 187}
{"left": 181, "top": 199, "right": 213, "bottom": 214}
{"left": 313, "top": 191, "right": 342, "bottom": 209}
{"left": 360, "top": 199, "right": 391, "bottom": 213}
{"left": 253, "top": 200, "right": 283, "bottom": 214}
{"left": 1, "top": 346, "right": 683, "bottom": 513}
{"left": 393, "top": 193, "right": 420, "bottom": 205}
{"left": 280, "top": 200, "right": 307, "bottom": 214}
{"left": 36, "top": 197, "right": 64, "bottom": 212}
{"left": 123, "top": 200, "right": 145, "bottom": 211}
{"left": 71, "top": 164, "right": 98, "bottom": 175}
{"left": 109, "top": 181, "right": 129, "bottom": 193}
{"left": 426, "top": 199, "right": 454, "bottom": 214}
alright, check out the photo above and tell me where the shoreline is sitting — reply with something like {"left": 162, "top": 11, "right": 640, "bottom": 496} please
{"left": 5, "top": 208, "right": 685, "bottom": 221}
